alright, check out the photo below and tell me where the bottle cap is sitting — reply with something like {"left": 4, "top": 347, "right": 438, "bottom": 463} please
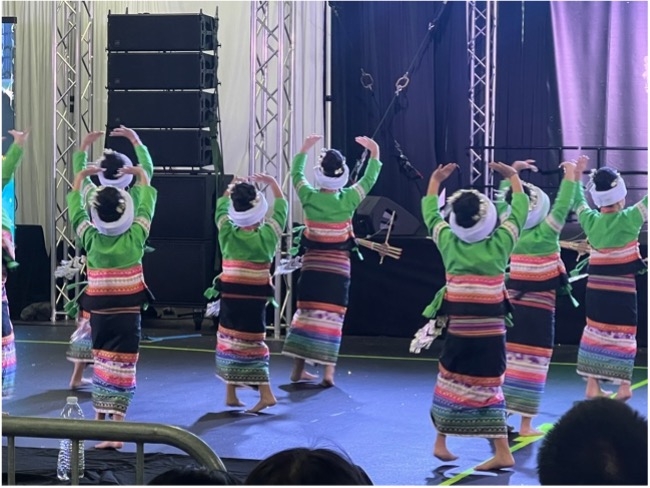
{"left": 66, "top": 396, "right": 78, "bottom": 403}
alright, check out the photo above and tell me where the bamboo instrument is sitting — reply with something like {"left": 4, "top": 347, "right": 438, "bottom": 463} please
{"left": 357, "top": 211, "right": 403, "bottom": 263}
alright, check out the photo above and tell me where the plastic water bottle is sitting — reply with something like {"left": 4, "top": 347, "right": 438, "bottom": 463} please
{"left": 56, "top": 396, "right": 85, "bottom": 481}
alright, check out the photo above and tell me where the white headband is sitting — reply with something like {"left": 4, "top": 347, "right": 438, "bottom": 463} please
{"left": 90, "top": 188, "right": 134, "bottom": 236}
{"left": 523, "top": 183, "right": 550, "bottom": 230}
{"left": 313, "top": 148, "right": 349, "bottom": 190}
{"left": 447, "top": 189, "right": 498, "bottom": 243}
{"left": 228, "top": 191, "right": 269, "bottom": 227}
{"left": 314, "top": 164, "right": 350, "bottom": 190}
{"left": 587, "top": 170, "right": 627, "bottom": 207}
{"left": 96, "top": 149, "right": 134, "bottom": 189}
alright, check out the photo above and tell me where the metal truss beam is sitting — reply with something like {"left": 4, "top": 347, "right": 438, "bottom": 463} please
{"left": 51, "top": 1, "right": 93, "bottom": 321}
{"left": 467, "top": 0, "right": 497, "bottom": 195}
{"left": 249, "top": 1, "right": 295, "bottom": 339}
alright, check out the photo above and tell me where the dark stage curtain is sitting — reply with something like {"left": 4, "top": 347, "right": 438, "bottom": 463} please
{"left": 492, "top": 1, "right": 564, "bottom": 198}
{"left": 330, "top": 1, "right": 469, "bottom": 221}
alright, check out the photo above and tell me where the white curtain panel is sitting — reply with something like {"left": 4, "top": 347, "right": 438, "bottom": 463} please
{"left": 3, "top": 0, "right": 325, "bottom": 246}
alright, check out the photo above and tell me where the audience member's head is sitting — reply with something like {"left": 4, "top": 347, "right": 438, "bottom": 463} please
{"left": 148, "top": 465, "right": 241, "bottom": 485}
{"left": 537, "top": 397, "right": 648, "bottom": 485}
{"left": 245, "top": 447, "right": 372, "bottom": 485}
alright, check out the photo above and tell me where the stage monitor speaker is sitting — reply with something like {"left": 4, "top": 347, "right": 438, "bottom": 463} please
{"left": 108, "top": 53, "right": 215, "bottom": 90}
{"left": 143, "top": 239, "right": 216, "bottom": 307}
{"left": 5, "top": 225, "right": 50, "bottom": 319}
{"left": 148, "top": 173, "right": 218, "bottom": 241}
{"left": 353, "top": 196, "right": 424, "bottom": 237}
{"left": 107, "top": 13, "right": 215, "bottom": 52}
{"left": 105, "top": 128, "right": 213, "bottom": 168}
{"left": 107, "top": 91, "right": 214, "bottom": 129}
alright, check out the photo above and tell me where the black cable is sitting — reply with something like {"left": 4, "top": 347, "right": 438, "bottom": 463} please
{"left": 349, "top": 3, "right": 449, "bottom": 183}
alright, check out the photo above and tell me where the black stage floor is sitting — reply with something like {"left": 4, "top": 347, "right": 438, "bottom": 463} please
{"left": 2, "top": 321, "right": 648, "bottom": 486}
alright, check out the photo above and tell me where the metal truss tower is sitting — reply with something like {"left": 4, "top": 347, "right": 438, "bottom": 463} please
{"left": 50, "top": 1, "right": 93, "bottom": 321}
{"left": 466, "top": 0, "right": 498, "bottom": 195}
{"left": 249, "top": 1, "right": 295, "bottom": 339}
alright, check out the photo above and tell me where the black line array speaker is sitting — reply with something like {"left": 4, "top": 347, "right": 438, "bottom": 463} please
{"left": 107, "top": 14, "right": 215, "bottom": 51}
{"left": 107, "top": 91, "right": 215, "bottom": 129}
{"left": 353, "top": 196, "right": 425, "bottom": 237}
{"left": 105, "top": 129, "right": 213, "bottom": 168}
{"left": 143, "top": 239, "right": 216, "bottom": 308}
{"left": 106, "top": 12, "right": 221, "bottom": 168}
{"left": 108, "top": 52, "right": 216, "bottom": 90}
{"left": 147, "top": 174, "right": 217, "bottom": 241}
{"left": 140, "top": 173, "right": 233, "bottom": 308}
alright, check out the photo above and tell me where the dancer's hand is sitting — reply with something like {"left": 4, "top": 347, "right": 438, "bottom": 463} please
{"left": 118, "top": 165, "right": 148, "bottom": 185}
{"left": 489, "top": 161, "right": 518, "bottom": 179}
{"left": 224, "top": 176, "right": 247, "bottom": 196}
{"left": 559, "top": 161, "right": 577, "bottom": 181}
{"left": 511, "top": 159, "right": 537, "bottom": 173}
{"left": 355, "top": 136, "right": 380, "bottom": 159}
{"left": 251, "top": 173, "right": 283, "bottom": 198}
{"left": 250, "top": 173, "right": 276, "bottom": 186}
{"left": 427, "top": 163, "right": 457, "bottom": 197}
{"left": 300, "top": 134, "right": 322, "bottom": 154}
{"left": 110, "top": 125, "right": 141, "bottom": 145}
{"left": 575, "top": 154, "right": 589, "bottom": 177}
{"left": 73, "top": 165, "right": 104, "bottom": 191}
{"left": 79, "top": 165, "right": 105, "bottom": 178}
{"left": 80, "top": 131, "right": 104, "bottom": 152}
{"left": 7, "top": 129, "right": 29, "bottom": 146}
{"left": 431, "top": 163, "right": 458, "bottom": 183}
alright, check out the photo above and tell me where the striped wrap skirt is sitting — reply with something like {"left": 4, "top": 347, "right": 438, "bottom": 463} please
{"left": 502, "top": 289, "right": 555, "bottom": 417}
{"left": 2, "top": 294, "right": 16, "bottom": 398}
{"left": 282, "top": 249, "right": 350, "bottom": 366}
{"left": 90, "top": 312, "right": 141, "bottom": 416}
{"left": 66, "top": 309, "right": 93, "bottom": 364}
{"left": 431, "top": 316, "right": 508, "bottom": 438}
{"left": 215, "top": 266, "right": 272, "bottom": 385}
{"left": 577, "top": 274, "right": 637, "bottom": 384}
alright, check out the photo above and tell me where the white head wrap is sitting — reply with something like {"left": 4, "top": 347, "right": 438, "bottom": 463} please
{"left": 228, "top": 188, "right": 269, "bottom": 227}
{"left": 90, "top": 188, "right": 134, "bottom": 236}
{"left": 446, "top": 189, "right": 498, "bottom": 243}
{"left": 587, "top": 169, "right": 627, "bottom": 207}
{"left": 313, "top": 148, "right": 349, "bottom": 190}
{"left": 96, "top": 149, "right": 134, "bottom": 189}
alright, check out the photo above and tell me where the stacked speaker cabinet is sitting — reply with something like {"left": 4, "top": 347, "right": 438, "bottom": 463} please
{"left": 105, "top": 12, "right": 225, "bottom": 321}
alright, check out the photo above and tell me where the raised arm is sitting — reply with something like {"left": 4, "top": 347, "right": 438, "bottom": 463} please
{"left": 542, "top": 161, "right": 578, "bottom": 234}
{"left": 347, "top": 136, "right": 382, "bottom": 206}
{"left": 292, "top": 134, "right": 322, "bottom": 201}
{"left": 119, "top": 166, "right": 156, "bottom": 240}
{"left": 422, "top": 163, "right": 458, "bottom": 248}
{"left": 68, "top": 165, "right": 104, "bottom": 248}
{"left": 494, "top": 159, "right": 537, "bottom": 216}
{"left": 572, "top": 155, "right": 597, "bottom": 230}
{"left": 2, "top": 130, "right": 29, "bottom": 189}
{"left": 251, "top": 173, "right": 288, "bottom": 251}
{"left": 490, "top": 162, "right": 528, "bottom": 250}
{"left": 110, "top": 126, "right": 153, "bottom": 180}
{"left": 75, "top": 131, "right": 104, "bottom": 204}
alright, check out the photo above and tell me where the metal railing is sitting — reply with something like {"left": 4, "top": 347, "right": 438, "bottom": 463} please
{"left": 2, "top": 416, "right": 226, "bottom": 485}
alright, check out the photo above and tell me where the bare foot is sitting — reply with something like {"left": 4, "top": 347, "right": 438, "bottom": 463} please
{"left": 586, "top": 378, "right": 612, "bottom": 399}
{"left": 95, "top": 441, "right": 123, "bottom": 450}
{"left": 586, "top": 388, "right": 612, "bottom": 399}
{"left": 290, "top": 370, "right": 318, "bottom": 383}
{"left": 226, "top": 398, "right": 245, "bottom": 408}
{"left": 433, "top": 434, "right": 458, "bottom": 462}
{"left": 475, "top": 454, "right": 515, "bottom": 471}
{"left": 70, "top": 378, "right": 93, "bottom": 390}
{"left": 433, "top": 447, "right": 459, "bottom": 462}
{"left": 518, "top": 427, "right": 544, "bottom": 437}
{"left": 320, "top": 378, "right": 335, "bottom": 388}
{"left": 615, "top": 385, "right": 632, "bottom": 402}
{"left": 246, "top": 397, "right": 277, "bottom": 414}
